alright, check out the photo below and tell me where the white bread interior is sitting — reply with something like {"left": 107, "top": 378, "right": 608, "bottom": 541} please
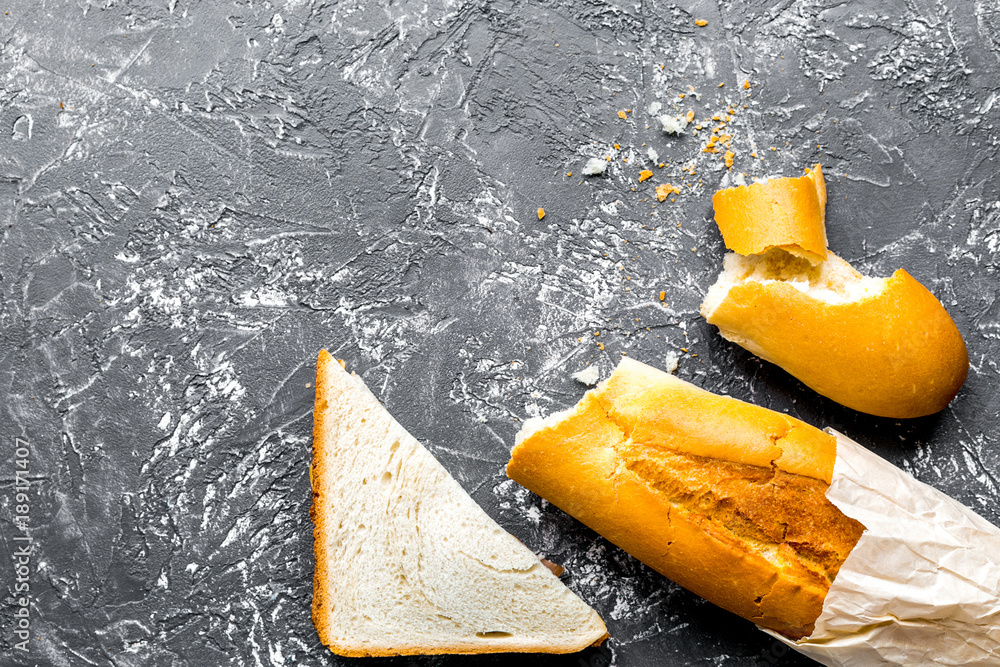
{"left": 701, "top": 249, "right": 885, "bottom": 324}
{"left": 312, "top": 353, "right": 607, "bottom": 656}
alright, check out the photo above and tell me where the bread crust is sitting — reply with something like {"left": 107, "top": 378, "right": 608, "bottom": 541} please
{"left": 712, "top": 164, "right": 828, "bottom": 264}
{"left": 507, "top": 358, "right": 865, "bottom": 639}
{"left": 704, "top": 268, "right": 969, "bottom": 418}
{"left": 311, "top": 350, "right": 334, "bottom": 653}
{"left": 312, "top": 350, "right": 608, "bottom": 657}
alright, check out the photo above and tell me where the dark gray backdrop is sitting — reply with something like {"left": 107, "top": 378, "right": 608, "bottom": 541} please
{"left": 1, "top": 0, "right": 998, "bottom": 665}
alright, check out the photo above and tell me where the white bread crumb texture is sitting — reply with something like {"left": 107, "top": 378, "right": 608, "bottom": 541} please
{"left": 701, "top": 248, "right": 886, "bottom": 318}
{"left": 315, "top": 363, "right": 606, "bottom": 654}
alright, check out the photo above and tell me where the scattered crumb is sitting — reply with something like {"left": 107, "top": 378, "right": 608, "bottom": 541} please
{"left": 537, "top": 208, "right": 545, "bottom": 220}
{"left": 638, "top": 170, "right": 653, "bottom": 182}
{"left": 695, "top": 19, "right": 708, "bottom": 27}
{"left": 617, "top": 110, "right": 627, "bottom": 119}
{"left": 571, "top": 366, "right": 601, "bottom": 386}
{"left": 647, "top": 146, "right": 659, "bottom": 163}
{"left": 659, "top": 291, "right": 665, "bottom": 301}
{"left": 659, "top": 114, "right": 689, "bottom": 134}
{"left": 647, "top": 101, "right": 662, "bottom": 115}
{"left": 582, "top": 158, "right": 607, "bottom": 176}
{"left": 724, "top": 150, "right": 735, "bottom": 169}
{"left": 718, "top": 82, "right": 725, "bottom": 87}
{"left": 665, "top": 352, "right": 680, "bottom": 374}
{"left": 656, "top": 183, "right": 680, "bottom": 201}
{"left": 744, "top": 80, "right": 750, "bottom": 90}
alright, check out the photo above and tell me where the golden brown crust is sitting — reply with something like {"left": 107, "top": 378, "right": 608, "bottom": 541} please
{"left": 311, "top": 349, "right": 336, "bottom": 654}
{"left": 597, "top": 363, "right": 837, "bottom": 483}
{"left": 507, "top": 358, "right": 865, "bottom": 639}
{"left": 705, "top": 269, "right": 970, "bottom": 418}
{"left": 712, "top": 164, "right": 828, "bottom": 264}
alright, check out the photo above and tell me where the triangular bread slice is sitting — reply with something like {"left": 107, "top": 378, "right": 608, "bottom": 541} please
{"left": 311, "top": 350, "right": 608, "bottom": 657}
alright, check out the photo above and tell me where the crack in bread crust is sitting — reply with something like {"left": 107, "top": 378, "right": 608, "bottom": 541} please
{"left": 617, "top": 446, "right": 863, "bottom": 585}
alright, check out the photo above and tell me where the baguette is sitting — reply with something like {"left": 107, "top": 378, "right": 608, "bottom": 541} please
{"left": 701, "top": 166, "right": 968, "bottom": 418}
{"left": 311, "top": 350, "right": 607, "bottom": 656}
{"left": 506, "top": 357, "right": 865, "bottom": 639}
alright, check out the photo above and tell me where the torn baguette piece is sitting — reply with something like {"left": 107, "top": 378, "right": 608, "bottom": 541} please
{"left": 702, "top": 166, "right": 968, "bottom": 418}
{"left": 507, "top": 357, "right": 866, "bottom": 640}
{"left": 701, "top": 249, "right": 968, "bottom": 418}
{"left": 312, "top": 350, "right": 608, "bottom": 657}
{"left": 712, "top": 163, "right": 828, "bottom": 264}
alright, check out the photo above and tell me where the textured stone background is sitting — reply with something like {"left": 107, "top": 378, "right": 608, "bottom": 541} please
{"left": 1, "top": 0, "right": 998, "bottom": 665}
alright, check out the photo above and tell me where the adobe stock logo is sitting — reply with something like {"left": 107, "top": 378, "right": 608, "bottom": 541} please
{"left": 10, "top": 436, "right": 32, "bottom": 653}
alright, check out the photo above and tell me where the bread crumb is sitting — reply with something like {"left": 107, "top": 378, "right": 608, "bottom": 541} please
{"left": 566, "top": 171, "right": 572, "bottom": 176}
{"left": 718, "top": 82, "right": 725, "bottom": 87}
{"left": 617, "top": 110, "right": 627, "bottom": 119}
{"left": 656, "top": 183, "right": 680, "bottom": 201}
{"left": 582, "top": 158, "right": 607, "bottom": 176}
{"left": 724, "top": 150, "right": 735, "bottom": 169}
{"left": 744, "top": 80, "right": 750, "bottom": 90}
{"left": 659, "top": 290, "right": 666, "bottom": 301}
{"left": 537, "top": 208, "right": 545, "bottom": 220}
{"left": 571, "top": 366, "right": 601, "bottom": 386}
{"left": 664, "top": 352, "right": 679, "bottom": 374}
{"left": 659, "top": 114, "right": 689, "bottom": 134}
{"left": 686, "top": 109, "right": 695, "bottom": 122}
{"left": 695, "top": 18, "right": 708, "bottom": 26}
{"left": 639, "top": 169, "right": 653, "bottom": 182}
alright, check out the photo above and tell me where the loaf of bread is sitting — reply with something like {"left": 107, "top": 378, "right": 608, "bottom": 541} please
{"left": 506, "top": 357, "right": 865, "bottom": 639}
{"left": 701, "top": 166, "right": 968, "bottom": 418}
{"left": 312, "top": 350, "right": 608, "bottom": 656}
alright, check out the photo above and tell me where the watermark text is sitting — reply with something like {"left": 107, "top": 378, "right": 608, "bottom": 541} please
{"left": 11, "top": 437, "right": 32, "bottom": 653}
